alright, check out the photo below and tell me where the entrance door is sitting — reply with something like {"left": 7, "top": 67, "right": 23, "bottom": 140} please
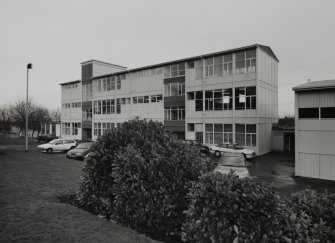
{"left": 284, "top": 132, "right": 295, "bottom": 152}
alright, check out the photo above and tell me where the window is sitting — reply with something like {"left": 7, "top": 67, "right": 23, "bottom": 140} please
{"left": 187, "top": 92, "right": 195, "bottom": 100}
{"left": 205, "top": 124, "right": 213, "bottom": 144}
{"left": 298, "top": 108, "right": 319, "bottom": 118}
{"left": 82, "top": 109, "right": 92, "bottom": 121}
{"left": 72, "top": 123, "right": 80, "bottom": 135}
{"left": 151, "top": 94, "right": 163, "bottom": 103}
{"left": 204, "top": 56, "right": 222, "bottom": 77}
{"left": 321, "top": 107, "right": 335, "bottom": 118}
{"left": 93, "top": 100, "right": 101, "bottom": 114}
{"left": 235, "top": 50, "right": 256, "bottom": 74}
{"left": 164, "top": 63, "right": 185, "bottom": 78}
{"left": 235, "top": 86, "right": 256, "bottom": 110}
{"left": 133, "top": 96, "right": 149, "bottom": 104}
{"left": 223, "top": 54, "right": 233, "bottom": 76}
{"left": 164, "top": 106, "right": 185, "bottom": 120}
{"left": 116, "top": 76, "right": 121, "bottom": 89}
{"left": 93, "top": 123, "right": 101, "bottom": 137}
{"left": 62, "top": 122, "right": 70, "bottom": 135}
{"left": 235, "top": 124, "right": 256, "bottom": 147}
{"left": 72, "top": 102, "right": 81, "bottom": 108}
{"left": 205, "top": 123, "right": 229, "bottom": 144}
{"left": 187, "top": 61, "right": 194, "bottom": 69}
{"left": 82, "top": 83, "right": 92, "bottom": 101}
{"left": 164, "top": 82, "right": 185, "bottom": 96}
{"left": 224, "top": 124, "right": 233, "bottom": 143}
{"left": 187, "top": 123, "right": 195, "bottom": 132}
{"left": 205, "top": 89, "right": 233, "bottom": 111}
{"left": 195, "top": 91, "right": 203, "bottom": 111}
{"left": 116, "top": 99, "right": 121, "bottom": 114}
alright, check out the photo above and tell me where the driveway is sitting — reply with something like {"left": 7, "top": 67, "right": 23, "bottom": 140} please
{"left": 249, "top": 152, "right": 335, "bottom": 197}
{"left": 0, "top": 145, "right": 159, "bottom": 243}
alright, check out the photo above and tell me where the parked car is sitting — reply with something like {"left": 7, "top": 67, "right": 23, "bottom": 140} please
{"left": 37, "top": 134, "right": 58, "bottom": 142}
{"left": 37, "top": 139, "right": 77, "bottom": 153}
{"left": 66, "top": 142, "right": 95, "bottom": 160}
{"left": 188, "top": 141, "right": 210, "bottom": 154}
{"left": 210, "top": 143, "right": 256, "bottom": 159}
{"left": 214, "top": 153, "right": 250, "bottom": 178}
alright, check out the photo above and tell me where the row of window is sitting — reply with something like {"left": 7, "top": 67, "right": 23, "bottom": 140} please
{"left": 164, "top": 106, "right": 185, "bottom": 120}
{"left": 164, "top": 82, "right": 185, "bottom": 97}
{"left": 93, "top": 75, "right": 125, "bottom": 93}
{"left": 188, "top": 123, "right": 256, "bottom": 147}
{"left": 133, "top": 94, "right": 163, "bottom": 104}
{"left": 188, "top": 86, "right": 256, "bottom": 111}
{"left": 93, "top": 122, "right": 121, "bottom": 137}
{"left": 62, "top": 122, "right": 81, "bottom": 135}
{"left": 93, "top": 99, "right": 121, "bottom": 115}
{"left": 298, "top": 107, "right": 335, "bottom": 119}
{"left": 62, "top": 102, "right": 82, "bottom": 109}
{"left": 164, "top": 63, "right": 186, "bottom": 78}
{"left": 64, "top": 83, "right": 79, "bottom": 89}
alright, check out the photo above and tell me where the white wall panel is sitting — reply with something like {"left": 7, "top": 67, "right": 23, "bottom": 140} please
{"left": 297, "top": 153, "right": 320, "bottom": 178}
{"left": 320, "top": 155, "right": 335, "bottom": 180}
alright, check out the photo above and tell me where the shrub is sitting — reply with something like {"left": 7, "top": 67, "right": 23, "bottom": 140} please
{"left": 79, "top": 118, "right": 210, "bottom": 237}
{"left": 181, "top": 173, "right": 333, "bottom": 242}
{"left": 287, "top": 189, "right": 335, "bottom": 241}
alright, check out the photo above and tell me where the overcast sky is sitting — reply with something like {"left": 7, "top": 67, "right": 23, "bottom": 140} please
{"left": 1, "top": 0, "right": 334, "bottom": 116}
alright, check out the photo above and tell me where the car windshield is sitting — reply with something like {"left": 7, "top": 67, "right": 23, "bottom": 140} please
{"left": 218, "top": 156, "right": 246, "bottom": 167}
{"left": 233, "top": 144, "right": 244, "bottom": 150}
{"left": 48, "top": 139, "right": 58, "bottom": 144}
{"left": 76, "top": 143, "right": 92, "bottom": 149}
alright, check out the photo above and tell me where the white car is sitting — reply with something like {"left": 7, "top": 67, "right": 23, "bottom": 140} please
{"left": 214, "top": 153, "right": 250, "bottom": 178}
{"left": 37, "top": 139, "right": 77, "bottom": 153}
{"left": 210, "top": 143, "right": 256, "bottom": 159}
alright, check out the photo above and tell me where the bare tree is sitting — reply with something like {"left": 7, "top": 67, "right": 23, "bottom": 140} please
{"left": 10, "top": 97, "right": 34, "bottom": 136}
{"left": 30, "top": 106, "right": 51, "bottom": 137}
{"left": 49, "top": 108, "right": 61, "bottom": 122}
{"left": 0, "top": 105, "right": 12, "bottom": 134}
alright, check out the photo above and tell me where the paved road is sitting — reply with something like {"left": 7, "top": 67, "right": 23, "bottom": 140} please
{"left": 0, "top": 146, "right": 159, "bottom": 243}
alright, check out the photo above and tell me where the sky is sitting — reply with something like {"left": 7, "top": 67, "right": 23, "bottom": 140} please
{"left": 0, "top": 0, "right": 334, "bottom": 117}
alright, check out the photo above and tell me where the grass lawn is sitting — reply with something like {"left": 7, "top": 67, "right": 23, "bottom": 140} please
{"left": 0, "top": 144, "right": 159, "bottom": 243}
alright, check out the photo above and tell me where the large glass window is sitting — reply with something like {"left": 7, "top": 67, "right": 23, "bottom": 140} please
{"left": 72, "top": 122, "right": 80, "bottom": 135}
{"left": 195, "top": 91, "right": 203, "bottom": 111}
{"left": 235, "top": 50, "right": 256, "bottom": 74}
{"left": 235, "top": 124, "right": 256, "bottom": 147}
{"left": 235, "top": 86, "right": 256, "bottom": 110}
{"left": 62, "top": 122, "right": 71, "bottom": 135}
{"left": 164, "top": 63, "right": 185, "bottom": 78}
{"left": 224, "top": 124, "right": 233, "bottom": 143}
{"left": 82, "top": 109, "right": 92, "bottom": 121}
{"left": 205, "top": 89, "right": 233, "bottom": 111}
{"left": 164, "top": 82, "right": 185, "bottom": 96}
{"left": 93, "top": 100, "right": 101, "bottom": 114}
{"left": 223, "top": 54, "right": 233, "bottom": 76}
{"left": 164, "top": 106, "right": 185, "bottom": 120}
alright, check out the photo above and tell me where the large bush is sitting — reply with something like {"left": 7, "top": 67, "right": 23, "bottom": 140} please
{"left": 287, "top": 189, "right": 335, "bottom": 241}
{"left": 181, "top": 173, "right": 332, "bottom": 243}
{"left": 79, "top": 118, "right": 210, "bottom": 237}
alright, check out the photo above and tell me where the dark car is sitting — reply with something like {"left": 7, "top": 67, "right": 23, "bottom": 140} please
{"left": 185, "top": 140, "right": 210, "bottom": 154}
{"left": 66, "top": 142, "right": 95, "bottom": 160}
{"left": 37, "top": 134, "right": 58, "bottom": 142}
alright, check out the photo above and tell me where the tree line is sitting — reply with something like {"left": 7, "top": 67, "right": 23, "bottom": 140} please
{"left": 0, "top": 97, "right": 61, "bottom": 137}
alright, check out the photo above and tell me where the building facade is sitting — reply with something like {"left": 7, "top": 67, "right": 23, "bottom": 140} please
{"left": 293, "top": 79, "right": 335, "bottom": 181}
{"left": 60, "top": 44, "right": 279, "bottom": 155}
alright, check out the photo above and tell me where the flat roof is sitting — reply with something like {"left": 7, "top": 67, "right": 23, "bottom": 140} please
{"left": 81, "top": 59, "right": 127, "bottom": 69}
{"left": 59, "top": 80, "right": 81, "bottom": 86}
{"left": 93, "top": 44, "right": 279, "bottom": 79}
{"left": 293, "top": 79, "right": 335, "bottom": 91}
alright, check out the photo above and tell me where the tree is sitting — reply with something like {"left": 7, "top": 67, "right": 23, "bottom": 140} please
{"left": 0, "top": 105, "right": 12, "bottom": 134}
{"left": 49, "top": 108, "right": 61, "bottom": 122}
{"left": 29, "top": 106, "right": 51, "bottom": 136}
{"left": 10, "top": 97, "right": 33, "bottom": 136}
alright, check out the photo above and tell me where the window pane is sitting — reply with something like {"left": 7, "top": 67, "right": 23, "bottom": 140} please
{"left": 205, "top": 90, "right": 213, "bottom": 98}
{"left": 246, "top": 86, "right": 256, "bottom": 96}
{"left": 236, "top": 124, "right": 245, "bottom": 133}
{"left": 195, "top": 100, "right": 203, "bottom": 111}
{"left": 171, "top": 108, "right": 178, "bottom": 120}
{"left": 205, "top": 124, "right": 213, "bottom": 132}
{"left": 235, "top": 52, "right": 245, "bottom": 61}
{"left": 195, "top": 91, "right": 203, "bottom": 99}
{"left": 171, "top": 83, "right": 178, "bottom": 96}
{"left": 214, "top": 133, "right": 223, "bottom": 144}
{"left": 246, "top": 124, "right": 256, "bottom": 133}
{"left": 224, "top": 124, "right": 232, "bottom": 132}
{"left": 321, "top": 107, "right": 335, "bottom": 118}
{"left": 298, "top": 108, "right": 319, "bottom": 118}
{"left": 246, "top": 49, "right": 256, "bottom": 58}
{"left": 214, "top": 124, "right": 223, "bottom": 132}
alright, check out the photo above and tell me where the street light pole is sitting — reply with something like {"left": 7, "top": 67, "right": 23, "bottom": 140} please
{"left": 25, "top": 63, "right": 32, "bottom": 152}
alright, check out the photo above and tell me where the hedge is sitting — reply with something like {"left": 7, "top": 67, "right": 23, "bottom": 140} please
{"left": 79, "top": 118, "right": 210, "bottom": 237}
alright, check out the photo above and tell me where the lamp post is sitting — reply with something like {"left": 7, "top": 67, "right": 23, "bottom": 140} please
{"left": 25, "top": 63, "right": 32, "bottom": 152}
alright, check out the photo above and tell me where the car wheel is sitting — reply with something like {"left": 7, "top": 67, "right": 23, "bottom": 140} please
{"left": 47, "top": 148, "right": 53, "bottom": 154}
{"left": 215, "top": 151, "right": 221, "bottom": 157}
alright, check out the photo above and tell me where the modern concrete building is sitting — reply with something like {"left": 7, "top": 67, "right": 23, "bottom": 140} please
{"left": 60, "top": 44, "right": 279, "bottom": 155}
{"left": 293, "top": 79, "right": 335, "bottom": 181}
